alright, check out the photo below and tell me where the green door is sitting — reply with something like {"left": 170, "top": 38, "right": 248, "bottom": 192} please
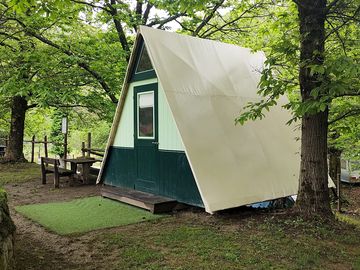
{"left": 134, "top": 83, "right": 159, "bottom": 193}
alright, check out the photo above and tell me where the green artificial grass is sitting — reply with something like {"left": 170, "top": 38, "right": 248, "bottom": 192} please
{"left": 16, "top": 196, "right": 164, "bottom": 235}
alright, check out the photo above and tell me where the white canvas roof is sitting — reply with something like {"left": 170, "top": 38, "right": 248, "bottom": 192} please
{"left": 98, "top": 26, "right": 301, "bottom": 213}
{"left": 140, "top": 26, "right": 300, "bottom": 213}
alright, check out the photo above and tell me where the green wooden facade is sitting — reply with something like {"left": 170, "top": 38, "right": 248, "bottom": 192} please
{"left": 102, "top": 42, "right": 203, "bottom": 207}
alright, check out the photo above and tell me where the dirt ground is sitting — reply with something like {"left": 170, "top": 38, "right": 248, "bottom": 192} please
{"left": 5, "top": 177, "right": 216, "bottom": 270}
{"left": 5, "top": 177, "right": 109, "bottom": 270}
{"left": 5, "top": 174, "right": 360, "bottom": 270}
{"left": 342, "top": 183, "right": 360, "bottom": 217}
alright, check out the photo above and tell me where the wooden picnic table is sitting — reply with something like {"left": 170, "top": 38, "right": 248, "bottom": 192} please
{"left": 64, "top": 158, "right": 99, "bottom": 184}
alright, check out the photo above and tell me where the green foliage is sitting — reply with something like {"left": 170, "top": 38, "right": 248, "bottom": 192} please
{"left": 0, "top": 94, "right": 10, "bottom": 141}
{"left": 229, "top": 1, "right": 301, "bottom": 125}
{"left": 0, "top": 0, "right": 122, "bottom": 118}
{"left": 24, "top": 108, "right": 52, "bottom": 138}
{"left": 69, "top": 115, "right": 111, "bottom": 157}
{"left": 3, "top": 0, "right": 358, "bottom": 162}
{"left": 0, "top": 188, "right": 16, "bottom": 247}
{"left": 49, "top": 111, "right": 68, "bottom": 157}
{"left": 229, "top": 0, "right": 360, "bottom": 164}
{"left": 329, "top": 97, "right": 360, "bottom": 160}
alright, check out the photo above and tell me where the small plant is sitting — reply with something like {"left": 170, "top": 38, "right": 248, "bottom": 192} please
{"left": 50, "top": 111, "right": 69, "bottom": 158}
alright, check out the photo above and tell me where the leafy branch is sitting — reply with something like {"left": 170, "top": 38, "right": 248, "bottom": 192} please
{"left": 328, "top": 108, "right": 360, "bottom": 125}
{"left": 7, "top": 17, "right": 118, "bottom": 104}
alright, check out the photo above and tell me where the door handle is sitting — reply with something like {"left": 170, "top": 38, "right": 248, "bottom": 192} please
{"left": 152, "top": 142, "right": 159, "bottom": 145}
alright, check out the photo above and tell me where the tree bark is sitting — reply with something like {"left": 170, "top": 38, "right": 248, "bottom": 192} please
{"left": 109, "top": 0, "right": 130, "bottom": 60}
{"left": 4, "top": 96, "right": 27, "bottom": 162}
{"left": 295, "top": 0, "right": 333, "bottom": 217}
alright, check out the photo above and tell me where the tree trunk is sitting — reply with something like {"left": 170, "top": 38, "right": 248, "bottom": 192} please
{"left": 4, "top": 96, "right": 28, "bottom": 162}
{"left": 295, "top": 0, "right": 332, "bottom": 217}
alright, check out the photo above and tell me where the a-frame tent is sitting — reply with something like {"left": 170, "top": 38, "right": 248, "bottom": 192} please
{"left": 97, "top": 26, "right": 300, "bottom": 213}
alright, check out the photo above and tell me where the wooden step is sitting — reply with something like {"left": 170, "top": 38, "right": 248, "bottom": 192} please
{"left": 101, "top": 185, "right": 178, "bottom": 214}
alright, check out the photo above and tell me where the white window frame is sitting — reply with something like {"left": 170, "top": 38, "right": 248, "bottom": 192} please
{"left": 137, "top": 91, "right": 155, "bottom": 140}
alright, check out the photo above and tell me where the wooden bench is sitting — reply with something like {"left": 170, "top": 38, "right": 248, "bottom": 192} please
{"left": 41, "top": 157, "right": 76, "bottom": 188}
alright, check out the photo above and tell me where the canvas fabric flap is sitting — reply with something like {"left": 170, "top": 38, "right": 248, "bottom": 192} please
{"left": 140, "top": 26, "right": 300, "bottom": 213}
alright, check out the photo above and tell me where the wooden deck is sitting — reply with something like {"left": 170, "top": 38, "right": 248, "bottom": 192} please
{"left": 101, "top": 185, "right": 178, "bottom": 214}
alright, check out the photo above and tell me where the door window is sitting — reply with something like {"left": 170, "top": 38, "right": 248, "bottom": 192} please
{"left": 137, "top": 91, "right": 154, "bottom": 139}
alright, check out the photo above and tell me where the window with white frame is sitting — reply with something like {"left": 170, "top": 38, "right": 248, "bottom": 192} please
{"left": 137, "top": 91, "right": 154, "bottom": 139}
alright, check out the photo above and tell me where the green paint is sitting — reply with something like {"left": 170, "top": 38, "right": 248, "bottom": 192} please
{"left": 103, "top": 147, "right": 203, "bottom": 207}
{"left": 158, "top": 150, "right": 203, "bottom": 207}
{"left": 133, "top": 83, "right": 159, "bottom": 144}
{"left": 134, "top": 83, "right": 159, "bottom": 194}
{"left": 113, "top": 79, "right": 183, "bottom": 150}
{"left": 15, "top": 196, "right": 163, "bottom": 235}
{"left": 131, "top": 70, "right": 157, "bottom": 82}
{"left": 130, "top": 40, "right": 157, "bottom": 82}
{"left": 158, "top": 83, "right": 185, "bottom": 151}
{"left": 102, "top": 146, "right": 136, "bottom": 188}
{"left": 113, "top": 78, "right": 158, "bottom": 148}
{"left": 113, "top": 85, "right": 134, "bottom": 147}
{"left": 106, "top": 38, "right": 200, "bottom": 206}
{"left": 135, "top": 44, "right": 153, "bottom": 73}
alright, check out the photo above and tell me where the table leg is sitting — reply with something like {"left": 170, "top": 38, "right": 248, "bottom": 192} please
{"left": 71, "top": 162, "right": 77, "bottom": 173}
{"left": 70, "top": 162, "right": 77, "bottom": 186}
{"left": 82, "top": 163, "right": 91, "bottom": 184}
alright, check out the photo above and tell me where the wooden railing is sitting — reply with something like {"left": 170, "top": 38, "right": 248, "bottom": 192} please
{"left": 81, "top": 133, "right": 104, "bottom": 159}
{"left": 24, "top": 135, "right": 53, "bottom": 163}
{"left": 1, "top": 132, "right": 105, "bottom": 163}
{"left": 1, "top": 135, "right": 53, "bottom": 162}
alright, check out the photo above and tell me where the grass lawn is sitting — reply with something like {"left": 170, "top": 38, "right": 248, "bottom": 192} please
{"left": 16, "top": 196, "right": 164, "bottom": 235}
{"left": 0, "top": 162, "right": 40, "bottom": 186}
{"left": 95, "top": 214, "right": 360, "bottom": 270}
{"left": 3, "top": 162, "right": 360, "bottom": 269}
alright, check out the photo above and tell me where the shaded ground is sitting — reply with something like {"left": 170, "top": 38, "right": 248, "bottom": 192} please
{"left": 1, "top": 163, "right": 360, "bottom": 269}
{"left": 3, "top": 165, "right": 101, "bottom": 270}
{"left": 0, "top": 163, "right": 39, "bottom": 186}
{"left": 343, "top": 183, "right": 360, "bottom": 214}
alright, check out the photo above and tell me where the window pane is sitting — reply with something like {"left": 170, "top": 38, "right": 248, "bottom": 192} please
{"left": 139, "top": 92, "right": 154, "bottom": 108}
{"left": 138, "top": 92, "right": 154, "bottom": 138}
{"left": 136, "top": 46, "right": 153, "bottom": 73}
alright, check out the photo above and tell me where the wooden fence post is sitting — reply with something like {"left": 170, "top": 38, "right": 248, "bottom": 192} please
{"left": 44, "top": 135, "right": 48, "bottom": 158}
{"left": 31, "top": 135, "right": 35, "bottom": 163}
{"left": 82, "top": 141, "right": 86, "bottom": 157}
{"left": 87, "top": 132, "right": 91, "bottom": 158}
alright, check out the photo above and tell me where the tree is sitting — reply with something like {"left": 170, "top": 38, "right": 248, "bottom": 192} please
{"left": 1, "top": 0, "right": 250, "bottom": 162}
{"left": 235, "top": 0, "right": 360, "bottom": 218}
{"left": 326, "top": 1, "right": 360, "bottom": 182}
{"left": 0, "top": 0, "right": 124, "bottom": 161}
{"left": 328, "top": 98, "right": 360, "bottom": 182}
{"left": 294, "top": 0, "right": 331, "bottom": 217}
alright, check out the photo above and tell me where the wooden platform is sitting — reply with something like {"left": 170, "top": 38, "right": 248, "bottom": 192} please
{"left": 101, "top": 185, "right": 178, "bottom": 214}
